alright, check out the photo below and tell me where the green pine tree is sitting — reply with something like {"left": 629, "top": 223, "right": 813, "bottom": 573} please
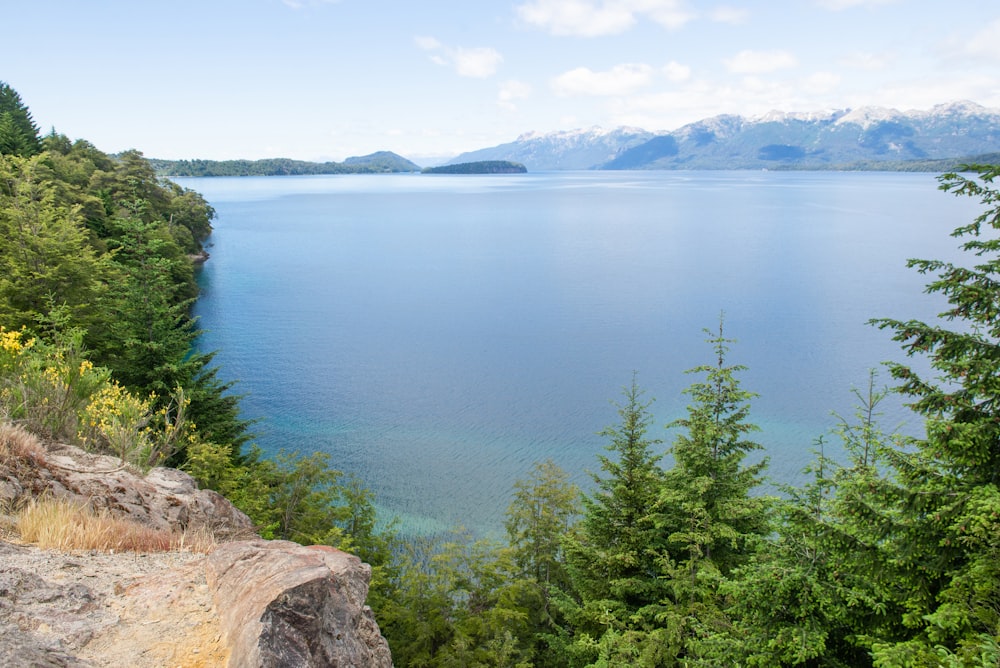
{"left": 0, "top": 82, "right": 41, "bottom": 157}
{"left": 558, "top": 374, "right": 671, "bottom": 666}
{"left": 866, "top": 164, "right": 1000, "bottom": 664}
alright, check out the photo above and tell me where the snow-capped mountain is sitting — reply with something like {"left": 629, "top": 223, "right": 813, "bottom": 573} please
{"left": 445, "top": 126, "right": 655, "bottom": 171}
{"left": 446, "top": 102, "right": 1000, "bottom": 171}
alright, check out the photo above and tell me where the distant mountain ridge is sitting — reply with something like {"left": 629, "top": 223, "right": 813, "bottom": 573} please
{"left": 446, "top": 126, "right": 656, "bottom": 171}
{"left": 447, "top": 101, "right": 1000, "bottom": 171}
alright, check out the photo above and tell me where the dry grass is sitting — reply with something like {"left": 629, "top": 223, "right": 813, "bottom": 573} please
{"left": 16, "top": 496, "right": 216, "bottom": 554}
{"left": 0, "top": 420, "right": 47, "bottom": 468}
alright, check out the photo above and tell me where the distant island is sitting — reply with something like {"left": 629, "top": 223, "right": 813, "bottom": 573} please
{"left": 150, "top": 151, "right": 420, "bottom": 177}
{"left": 422, "top": 160, "right": 527, "bottom": 175}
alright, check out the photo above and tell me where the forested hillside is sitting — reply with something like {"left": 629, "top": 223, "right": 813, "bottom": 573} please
{"left": 149, "top": 150, "right": 420, "bottom": 177}
{"left": 3, "top": 80, "right": 1000, "bottom": 666}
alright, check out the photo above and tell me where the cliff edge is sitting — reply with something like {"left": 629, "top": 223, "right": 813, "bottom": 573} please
{"left": 0, "top": 422, "right": 393, "bottom": 667}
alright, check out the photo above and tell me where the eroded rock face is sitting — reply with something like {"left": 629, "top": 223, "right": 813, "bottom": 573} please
{"left": 0, "top": 425, "right": 255, "bottom": 539}
{"left": 206, "top": 539, "right": 392, "bottom": 668}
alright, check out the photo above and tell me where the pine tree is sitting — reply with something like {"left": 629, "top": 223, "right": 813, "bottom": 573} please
{"left": 0, "top": 82, "right": 41, "bottom": 157}
{"left": 716, "top": 374, "right": 898, "bottom": 667}
{"left": 660, "top": 318, "right": 770, "bottom": 577}
{"left": 866, "top": 165, "right": 1000, "bottom": 663}
{"left": 558, "top": 374, "right": 670, "bottom": 665}
{"left": 505, "top": 460, "right": 579, "bottom": 666}
{"left": 565, "top": 374, "right": 667, "bottom": 606}
{"left": 649, "top": 318, "right": 771, "bottom": 662}
{"left": 0, "top": 154, "right": 103, "bottom": 333}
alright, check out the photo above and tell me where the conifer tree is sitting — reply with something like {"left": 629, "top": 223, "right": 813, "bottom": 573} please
{"left": 716, "top": 374, "right": 896, "bottom": 667}
{"left": 506, "top": 459, "right": 578, "bottom": 598}
{"left": 0, "top": 82, "right": 41, "bottom": 157}
{"left": 647, "top": 319, "right": 771, "bottom": 662}
{"left": 866, "top": 165, "right": 1000, "bottom": 663}
{"left": 505, "top": 460, "right": 579, "bottom": 666}
{"left": 558, "top": 374, "right": 670, "bottom": 665}
{"left": 659, "top": 318, "right": 770, "bottom": 577}
{"left": 0, "top": 154, "right": 103, "bottom": 333}
{"left": 565, "top": 374, "right": 667, "bottom": 606}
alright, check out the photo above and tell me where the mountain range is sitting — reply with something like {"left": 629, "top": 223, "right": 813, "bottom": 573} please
{"left": 445, "top": 101, "right": 1000, "bottom": 171}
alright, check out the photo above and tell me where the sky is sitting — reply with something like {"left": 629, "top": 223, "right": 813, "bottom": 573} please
{"left": 6, "top": 0, "right": 1000, "bottom": 163}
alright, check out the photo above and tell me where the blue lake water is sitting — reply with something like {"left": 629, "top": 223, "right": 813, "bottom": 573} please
{"left": 180, "top": 170, "right": 979, "bottom": 536}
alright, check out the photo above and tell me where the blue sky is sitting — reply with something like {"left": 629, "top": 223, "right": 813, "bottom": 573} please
{"left": 6, "top": 0, "right": 1000, "bottom": 162}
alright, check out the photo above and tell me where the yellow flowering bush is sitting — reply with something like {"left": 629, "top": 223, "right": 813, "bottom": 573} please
{"left": 78, "top": 381, "right": 153, "bottom": 465}
{"left": 0, "top": 326, "right": 109, "bottom": 439}
{"left": 0, "top": 327, "right": 187, "bottom": 469}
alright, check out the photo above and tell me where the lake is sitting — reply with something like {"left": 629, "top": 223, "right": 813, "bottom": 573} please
{"left": 180, "top": 170, "right": 979, "bottom": 536}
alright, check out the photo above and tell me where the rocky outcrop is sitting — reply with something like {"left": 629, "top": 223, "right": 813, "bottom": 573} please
{"left": 0, "top": 424, "right": 255, "bottom": 539}
{"left": 206, "top": 540, "right": 393, "bottom": 667}
{"left": 0, "top": 423, "right": 393, "bottom": 666}
{"left": 0, "top": 538, "right": 223, "bottom": 667}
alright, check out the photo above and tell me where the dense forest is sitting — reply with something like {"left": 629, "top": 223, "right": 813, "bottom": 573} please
{"left": 149, "top": 150, "right": 420, "bottom": 177}
{"left": 3, "top": 80, "right": 1000, "bottom": 666}
{"left": 423, "top": 160, "right": 528, "bottom": 174}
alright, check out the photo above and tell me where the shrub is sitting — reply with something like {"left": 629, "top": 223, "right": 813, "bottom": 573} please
{"left": 0, "top": 326, "right": 187, "bottom": 470}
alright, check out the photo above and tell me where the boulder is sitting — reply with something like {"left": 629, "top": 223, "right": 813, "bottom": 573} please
{"left": 206, "top": 539, "right": 392, "bottom": 667}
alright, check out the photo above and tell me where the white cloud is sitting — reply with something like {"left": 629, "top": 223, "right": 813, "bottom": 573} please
{"left": 516, "top": 0, "right": 695, "bottom": 37}
{"left": 552, "top": 63, "right": 655, "bottom": 96}
{"left": 708, "top": 6, "right": 748, "bottom": 24}
{"left": 415, "top": 37, "right": 503, "bottom": 78}
{"left": 724, "top": 49, "right": 798, "bottom": 74}
{"left": 815, "top": 0, "right": 898, "bottom": 9}
{"left": 414, "top": 35, "right": 442, "bottom": 51}
{"left": 454, "top": 47, "right": 504, "bottom": 78}
{"left": 498, "top": 80, "right": 532, "bottom": 110}
{"left": 282, "top": 0, "right": 341, "bottom": 8}
{"left": 802, "top": 71, "right": 841, "bottom": 94}
{"left": 839, "top": 50, "right": 893, "bottom": 70}
{"left": 663, "top": 60, "right": 691, "bottom": 83}
{"left": 963, "top": 18, "right": 1000, "bottom": 61}
{"left": 605, "top": 71, "right": 857, "bottom": 131}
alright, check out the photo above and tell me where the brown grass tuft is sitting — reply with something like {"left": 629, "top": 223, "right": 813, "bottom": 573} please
{"left": 17, "top": 497, "right": 216, "bottom": 554}
{"left": 0, "top": 420, "right": 47, "bottom": 468}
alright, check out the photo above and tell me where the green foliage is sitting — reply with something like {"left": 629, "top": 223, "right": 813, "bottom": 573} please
{"left": 0, "top": 85, "right": 244, "bottom": 472}
{"left": 714, "top": 375, "right": 897, "bottom": 666}
{"left": 660, "top": 318, "right": 770, "bottom": 577}
{"left": 503, "top": 460, "right": 580, "bottom": 666}
{"left": 0, "top": 154, "right": 104, "bottom": 334}
{"left": 556, "top": 375, "right": 674, "bottom": 665}
{"left": 422, "top": 161, "right": 527, "bottom": 174}
{"left": 0, "top": 82, "right": 41, "bottom": 157}
{"left": 375, "top": 530, "right": 538, "bottom": 668}
{"left": 506, "top": 459, "right": 578, "bottom": 589}
{"left": 864, "top": 164, "right": 1000, "bottom": 662}
{"left": 88, "top": 214, "right": 198, "bottom": 392}
{"left": 0, "top": 327, "right": 106, "bottom": 441}
{"left": 0, "top": 326, "right": 188, "bottom": 469}
{"left": 565, "top": 374, "right": 667, "bottom": 607}
{"left": 148, "top": 151, "right": 420, "bottom": 177}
